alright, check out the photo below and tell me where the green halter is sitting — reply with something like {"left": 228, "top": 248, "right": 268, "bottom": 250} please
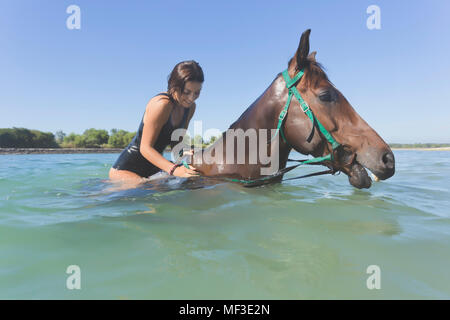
{"left": 193, "top": 69, "right": 341, "bottom": 187}
{"left": 271, "top": 69, "right": 340, "bottom": 164}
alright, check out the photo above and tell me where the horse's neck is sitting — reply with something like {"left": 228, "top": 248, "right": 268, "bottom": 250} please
{"left": 193, "top": 75, "right": 292, "bottom": 177}
{"left": 230, "top": 75, "right": 287, "bottom": 130}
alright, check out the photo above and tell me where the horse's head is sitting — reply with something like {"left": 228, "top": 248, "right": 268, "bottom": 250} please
{"left": 282, "top": 29, "right": 395, "bottom": 189}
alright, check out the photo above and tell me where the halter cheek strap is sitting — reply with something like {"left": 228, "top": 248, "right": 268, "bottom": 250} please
{"left": 271, "top": 69, "right": 340, "bottom": 163}
{"left": 193, "top": 69, "right": 342, "bottom": 187}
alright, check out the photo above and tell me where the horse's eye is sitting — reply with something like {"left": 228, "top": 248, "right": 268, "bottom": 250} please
{"left": 319, "top": 91, "right": 333, "bottom": 102}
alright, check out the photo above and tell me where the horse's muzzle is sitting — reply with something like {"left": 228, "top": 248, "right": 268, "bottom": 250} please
{"left": 335, "top": 147, "right": 395, "bottom": 189}
{"left": 369, "top": 150, "right": 395, "bottom": 180}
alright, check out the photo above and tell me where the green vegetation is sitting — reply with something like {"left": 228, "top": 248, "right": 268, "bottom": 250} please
{"left": 61, "top": 129, "right": 136, "bottom": 148}
{"left": 55, "top": 130, "right": 66, "bottom": 144}
{"left": 0, "top": 128, "right": 221, "bottom": 149}
{"left": 0, "top": 128, "right": 59, "bottom": 148}
{"left": 389, "top": 143, "right": 450, "bottom": 148}
{"left": 108, "top": 129, "right": 136, "bottom": 148}
{"left": 0, "top": 127, "right": 136, "bottom": 149}
{"left": 1, "top": 128, "right": 448, "bottom": 150}
{"left": 61, "top": 129, "right": 109, "bottom": 148}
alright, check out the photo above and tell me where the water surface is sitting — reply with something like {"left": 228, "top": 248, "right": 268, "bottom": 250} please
{"left": 1, "top": 150, "right": 449, "bottom": 299}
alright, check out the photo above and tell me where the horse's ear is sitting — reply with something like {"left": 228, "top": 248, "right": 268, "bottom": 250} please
{"left": 295, "top": 29, "right": 311, "bottom": 70}
{"left": 308, "top": 51, "right": 317, "bottom": 62}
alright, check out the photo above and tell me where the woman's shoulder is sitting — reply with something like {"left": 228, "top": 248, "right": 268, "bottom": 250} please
{"left": 149, "top": 92, "right": 173, "bottom": 105}
{"left": 147, "top": 92, "right": 175, "bottom": 111}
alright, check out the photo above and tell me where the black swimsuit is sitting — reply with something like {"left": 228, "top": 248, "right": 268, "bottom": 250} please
{"left": 112, "top": 93, "right": 190, "bottom": 178}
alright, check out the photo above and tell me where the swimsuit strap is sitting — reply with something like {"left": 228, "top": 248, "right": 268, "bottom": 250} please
{"left": 153, "top": 92, "right": 190, "bottom": 128}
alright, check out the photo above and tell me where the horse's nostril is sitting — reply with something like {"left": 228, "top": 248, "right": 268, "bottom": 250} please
{"left": 382, "top": 152, "right": 395, "bottom": 169}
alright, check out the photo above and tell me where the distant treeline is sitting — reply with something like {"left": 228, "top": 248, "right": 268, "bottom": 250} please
{"left": 389, "top": 143, "right": 450, "bottom": 148}
{"left": 59, "top": 129, "right": 136, "bottom": 148}
{"left": 0, "top": 128, "right": 59, "bottom": 148}
{"left": 0, "top": 128, "right": 136, "bottom": 148}
{"left": 0, "top": 127, "right": 221, "bottom": 149}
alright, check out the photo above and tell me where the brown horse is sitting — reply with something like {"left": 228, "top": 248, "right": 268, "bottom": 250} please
{"left": 187, "top": 29, "right": 395, "bottom": 189}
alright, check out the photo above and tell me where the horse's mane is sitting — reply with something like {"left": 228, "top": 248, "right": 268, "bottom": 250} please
{"left": 227, "top": 59, "right": 331, "bottom": 130}
{"left": 288, "top": 57, "right": 330, "bottom": 88}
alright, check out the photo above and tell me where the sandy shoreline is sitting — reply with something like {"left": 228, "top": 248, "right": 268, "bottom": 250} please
{"left": 1, "top": 147, "right": 449, "bottom": 155}
{"left": 391, "top": 147, "right": 450, "bottom": 151}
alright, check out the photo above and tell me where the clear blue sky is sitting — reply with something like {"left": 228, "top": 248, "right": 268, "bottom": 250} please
{"left": 1, "top": 0, "right": 449, "bottom": 143}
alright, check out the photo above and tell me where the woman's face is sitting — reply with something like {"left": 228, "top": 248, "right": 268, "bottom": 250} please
{"left": 176, "top": 81, "right": 202, "bottom": 108}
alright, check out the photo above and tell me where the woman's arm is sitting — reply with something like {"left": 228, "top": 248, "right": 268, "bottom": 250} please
{"left": 139, "top": 97, "right": 198, "bottom": 177}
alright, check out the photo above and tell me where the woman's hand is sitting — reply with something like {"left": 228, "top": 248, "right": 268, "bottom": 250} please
{"left": 183, "top": 150, "right": 194, "bottom": 156}
{"left": 172, "top": 164, "right": 200, "bottom": 178}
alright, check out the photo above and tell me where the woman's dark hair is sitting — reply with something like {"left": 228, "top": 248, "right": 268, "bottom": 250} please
{"left": 167, "top": 60, "right": 204, "bottom": 98}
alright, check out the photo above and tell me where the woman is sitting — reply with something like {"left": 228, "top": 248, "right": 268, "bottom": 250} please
{"left": 109, "top": 60, "right": 203, "bottom": 183}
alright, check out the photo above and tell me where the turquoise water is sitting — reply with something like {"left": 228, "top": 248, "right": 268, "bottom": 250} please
{"left": 1, "top": 150, "right": 449, "bottom": 299}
